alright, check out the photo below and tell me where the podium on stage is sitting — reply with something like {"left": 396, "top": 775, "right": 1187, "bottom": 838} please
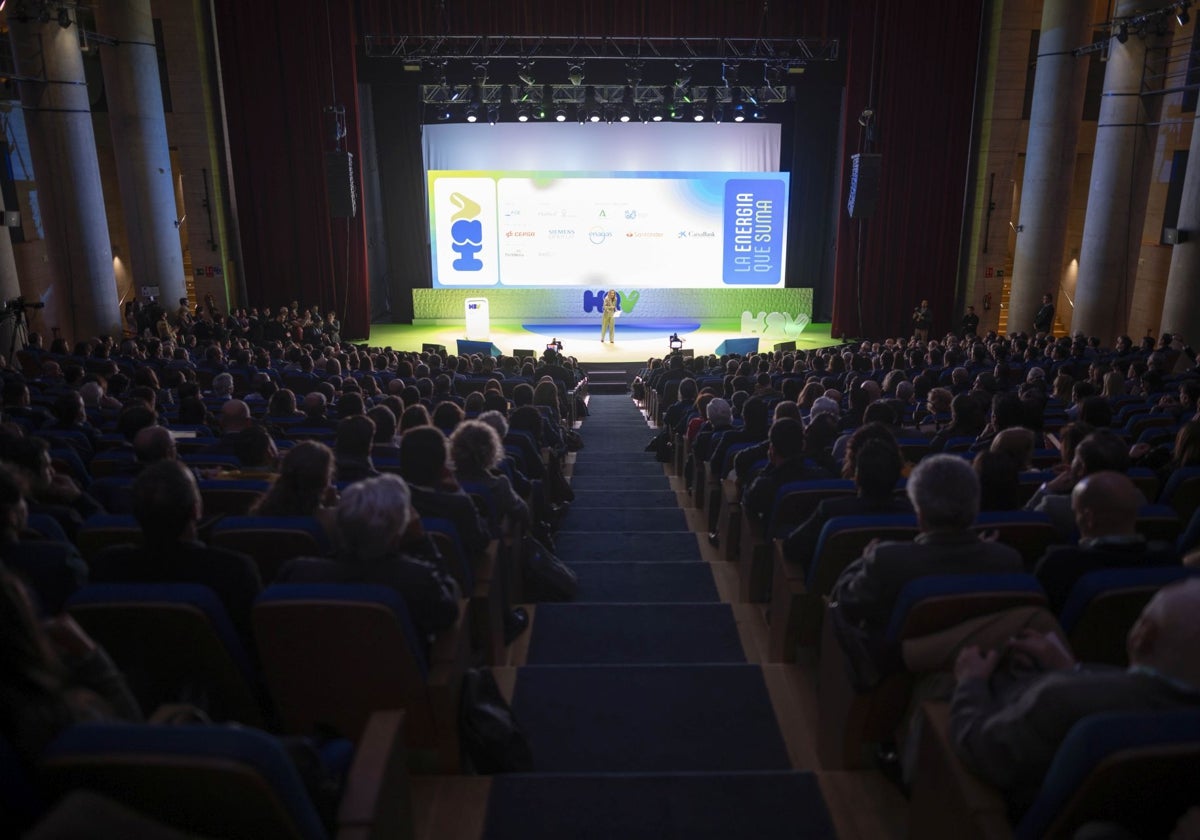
{"left": 465, "top": 297, "right": 490, "bottom": 340}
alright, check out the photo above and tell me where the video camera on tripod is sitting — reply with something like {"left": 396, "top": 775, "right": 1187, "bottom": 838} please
{"left": 0, "top": 296, "right": 45, "bottom": 315}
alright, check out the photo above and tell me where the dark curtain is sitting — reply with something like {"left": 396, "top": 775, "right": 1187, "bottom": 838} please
{"left": 213, "top": 0, "right": 370, "bottom": 339}
{"left": 830, "top": 0, "right": 984, "bottom": 339}
{"left": 781, "top": 81, "right": 844, "bottom": 320}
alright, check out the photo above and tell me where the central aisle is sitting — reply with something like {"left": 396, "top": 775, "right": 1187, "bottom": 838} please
{"left": 480, "top": 395, "right": 837, "bottom": 839}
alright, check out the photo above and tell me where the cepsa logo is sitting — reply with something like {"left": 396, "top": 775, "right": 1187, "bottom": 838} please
{"left": 449, "top": 192, "right": 484, "bottom": 271}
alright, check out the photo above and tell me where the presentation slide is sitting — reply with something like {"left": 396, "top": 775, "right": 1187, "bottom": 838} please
{"left": 428, "top": 171, "right": 789, "bottom": 289}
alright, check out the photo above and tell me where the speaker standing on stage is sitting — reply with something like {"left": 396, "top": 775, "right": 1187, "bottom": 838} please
{"left": 601, "top": 289, "right": 617, "bottom": 344}
{"left": 913, "top": 300, "right": 932, "bottom": 343}
{"left": 1034, "top": 293, "right": 1055, "bottom": 336}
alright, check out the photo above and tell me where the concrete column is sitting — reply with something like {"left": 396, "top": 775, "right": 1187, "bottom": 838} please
{"left": 1159, "top": 112, "right": 1200, "bottom": 341}
{"left": 1073, "top": 1, "right": 1170, "bottom": 342}
{"left": 1007, "top": 0, "right": 1093, "bottom": 336}
{"left": 8, "top": 11, "right": 121, "bottom": 342}
{"left": 95, "top": 0, "right": 186, "bottom": 309}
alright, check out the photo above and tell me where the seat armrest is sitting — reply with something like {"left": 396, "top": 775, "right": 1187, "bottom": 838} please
{"left": 909, "top": 701, "right": 1011, "bottom": 840}
{"left": 429, "top": 599, "right": 471, "bottom": 667}
{"left": 337, "top": 710, "right": 413, "bottom": 840}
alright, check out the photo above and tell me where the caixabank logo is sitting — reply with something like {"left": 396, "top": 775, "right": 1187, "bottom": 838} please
{"left": 582, "top": 290, "right": 641, "bottom": 314}
{"left": 449, "top": 192, "right": 484, "bottom": 271}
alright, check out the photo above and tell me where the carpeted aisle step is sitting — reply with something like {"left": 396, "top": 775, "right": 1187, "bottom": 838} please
{"left": 569, "top": 475, "right": 670, "bottom": 493}
{"left": 569, "top": 460, "right": 666, "bottom": 477}
{"left": 511, "top": 663, "right": 791, "bottom": 772}
{"left": 570, "top": 561, "right": 718, "bottom": 602}
{"left": 553, "top": 531, "right": 702, "bottom": 563}
{"left": 570, "top": 490, "right": 678, "bottom": 508}
{"left": 482, "top": 771, "right": 836, "bottom": 840}
{"left": 525, "top": 603, "right": 741, "bottom": 665}
{"left": 557, "top": 506, "right": 688, "bottom": 533}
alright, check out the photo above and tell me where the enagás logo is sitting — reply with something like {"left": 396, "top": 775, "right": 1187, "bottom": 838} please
{"left": 588, "top": 226, "right": 612, "bottom": 245}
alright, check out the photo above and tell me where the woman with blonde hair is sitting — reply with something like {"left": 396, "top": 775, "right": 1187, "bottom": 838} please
{"left": 600, "top": 289, "right": 617, "bottom": 344}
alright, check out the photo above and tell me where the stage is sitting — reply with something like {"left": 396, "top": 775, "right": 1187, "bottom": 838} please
{"left": 366, "top": 319, "right": 837, "bottom": 365}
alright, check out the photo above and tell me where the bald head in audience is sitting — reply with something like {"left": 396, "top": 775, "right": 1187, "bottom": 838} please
{"left": 218, "top": 399, "right": 252, "bottom": 435}
{"left": 1070, "top": 471, "right": 1142, "bottom": 540}
{"left": 1128, "top": 577, "right": 1200, "bottom": 688}
{"left": 133, "top": 426, "right": 176, "bottom": 464}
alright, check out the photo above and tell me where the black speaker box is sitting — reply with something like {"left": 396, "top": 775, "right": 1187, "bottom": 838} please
{"left": 774, "top": 341, "right": 797, "bottom": 352}
{"left": 848, "top": 153, "right": 881, "bottom": 219}
{"left": 325, "top": 151, "right": 358, "bottom": 218}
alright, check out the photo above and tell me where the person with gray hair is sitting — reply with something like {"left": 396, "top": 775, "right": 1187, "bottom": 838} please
{"left": 830, "top": 453, "right": 1023, "bottom": 644}
{"left": 211, "top": 372, "right": 234, "bottom": 398}
{"left": 277, "top": 473, "right": 460, "bottom": 645}
{"left": 450, "top": 419, "right": 530, "bottom": 530}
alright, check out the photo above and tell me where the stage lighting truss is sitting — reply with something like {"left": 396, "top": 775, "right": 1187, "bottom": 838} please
{"left": 383, "top": 34, "right": 834, "bottom": 123}
{"left": 420, "top": 82, "right": 792, "bottom": 123}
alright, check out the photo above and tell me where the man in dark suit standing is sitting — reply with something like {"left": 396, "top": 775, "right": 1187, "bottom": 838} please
{"left": 913, "top": 300, "right": 933, "bottom": 343}
{"left": 1033, "top": 292, "right": 1055, "bottom": 336}
{"left": 961, "top": 305, "right": 980, "bottom": 338}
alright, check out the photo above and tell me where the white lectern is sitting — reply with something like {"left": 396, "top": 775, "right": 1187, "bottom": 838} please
{"left": 465, "top": 297, "right": 490, "bottom": 340}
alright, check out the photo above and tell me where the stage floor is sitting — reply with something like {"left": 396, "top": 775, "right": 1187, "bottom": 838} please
{"left": 366, "top": 319, "right": 837, "bottom": 365}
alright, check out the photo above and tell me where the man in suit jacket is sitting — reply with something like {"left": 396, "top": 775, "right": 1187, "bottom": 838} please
{"left": 1035, "top": 471, "right": 1178, "bottom": 611}
{"left": 398, "top": 426, "right": 490, "bottom": 560}
{"left": 830, "top": 453, "right": 1023, "bottom": 636}
{"left": 950, "top": 578, "right": 1200, "bottom": 816}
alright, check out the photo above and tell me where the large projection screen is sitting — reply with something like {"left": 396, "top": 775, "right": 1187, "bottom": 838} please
{"left": 429, "top": 170, "right": 788, "bottom": 288}
{"left": 422, "top": 123, "right": 787, "bottom": 290}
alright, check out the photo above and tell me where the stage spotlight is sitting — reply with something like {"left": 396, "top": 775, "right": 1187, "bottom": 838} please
{"left": 533, "top": 102, "right": 547, "bottom": 120}
{"left": 691, "top": 102, "right": 705, "bottom": 121}
{"left": 618, "top": 105, "right": 632, "bottom": 122}
{"left": 567, "top": 63, "right": 585, "bottom": 86}
{"left": 651, "top": 107, "right": 664, "bottom": 122}
{"left": 487, "top": 104, "right": 499, "bottom": 125}
{"left": 554, "top": 107, "right": 567, "bottom": 122}
{"left": 751, "top": 105, "right": 766, "bottom": 120}
{"left": 516, "top": 104, "right": 530, "bottom": 122}
{"left": 1178, "top": 2, "right": 1190, "bottom": 25}
{"left": 465, "top": 103, "right": 480, "bottom": 123}
{"left": 732, "top": 104, "right": 744, "bottom": 122}
{"left": 436, "top": 105, "right": 451, "bottom": 121}
{"left": 588, "top": 108, "right": 601, "bottom": 123}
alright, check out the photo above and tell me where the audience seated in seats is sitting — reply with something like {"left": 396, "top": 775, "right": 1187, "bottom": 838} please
{"left": 216, "top": 426, "right": 279, "bottom": 479}
{"left": 929, "top": 392, "right": 987, "bottom": 452}
{"left": 0, "top": 570, "right": 143, "bottom": 768}
{"left": 89, "top": 460, "right": 261, "bottom": 643}
{"left": 367, "top": 405, "right": 400, "bottom": 459}
{"left": 1034, "top": 471, "right": 1178, "bottom": 612}
{"left": 251, "top": 440, "right": 338, "bottom": 541}
{"left": 0, "top": 464, "right": 87, "bottom": 613}
{"left": 734, "top": 400, "right": 814, "bottom": 489}
{"left": 450, "top": 420, "right": 531, "bottom": 531}
{"left": 266, "top": 388, "right": 304, "bottom": 422}
{"left": 431, "top": 401, "right": 465, "bottom": 436}
{"left": 205, "top": 400, "right": 255, "bottom": 456}
{"left": 275, "top": 473, "right": 460, "bottom": 646}
{"left": 333, "top": 415, "right": 379, "bottom": 485}
{"left": 743, "top": 417, "right": 835, "bottom": 525}
{"left": 1132, "top": 419, "right": 1200, "bottom": 490}
{"left": 300, "top": 392, "right": 336, "bottom": 429}
{"left": 783, "top": 429, "right": 913, "bottom": 576}
{"left": 828, "top": 453, "right": 1023, "bottom": 658}
{"left": 972, "top": 449, "right": 1022, "bottom": 512}
{"left": 3, "top": 381, "right": 52, "bottom": 429}
{"left": 989, "top": 427, "right": 1036, "bottom": 472}
{"left": 832, "top": 400, "right": 896, "bottom": 463}
{"left": 398, "top": 426, "right": 490, "bottom": 559}
{"left": 950, "top": 577, "right": 1200, "bottom": 818}
{"left": 1025, "top": 429, "right": 1132, "bottom": 536}
{"left": 399, "top": 404, "right": 431, "bottom": 433}
{"left": 0, "top": 434, "right": 103, "bottom": 542}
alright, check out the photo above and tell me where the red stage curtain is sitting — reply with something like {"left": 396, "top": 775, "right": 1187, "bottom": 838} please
{"left": 830, "top": 0, "right": 984, "bottom": 340}
{"left": 213, "top": 0, "right": 370, "bottom": 339}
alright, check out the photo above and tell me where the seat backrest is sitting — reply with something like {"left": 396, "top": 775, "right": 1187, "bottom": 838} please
{"left": 198, "top": 479, "right": 270, "bottom": 516}
{"left": 768, "top": 479, "right": 855, "bottom": 537}
{"left": 1016, "top": 710, "right": 1200, "bottom": 840}
{"left": 209, "top": 516, "right": 330, "bottom": 584}
{"left": 1158, "top": 465, "right": 1200, "bottom": 520}
{"left": 973, "top": 510, "right": 1059, "bottom": 567}
{"left": 421, "top": 517, "right": 473, "bottom": 592}
{"left": 885, "top": 573, "right": 1047, "bottom": 642}
{"left": 808, "top": 514, "right": 920, "bottom": 593}
{"left": 253, "top": 584, "right": 433, "bottom": 744}
{"left": 40, "top": 722, "right": 327, "bottom": 840}
{"left": 1058, "top": 566, "right": 1200, "bottom": 666}
{"left": 75, "top": 514, "right": 142, "bottom": 562}
{"left": 66, "top": 583, "right": 264, "bottom": 727}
